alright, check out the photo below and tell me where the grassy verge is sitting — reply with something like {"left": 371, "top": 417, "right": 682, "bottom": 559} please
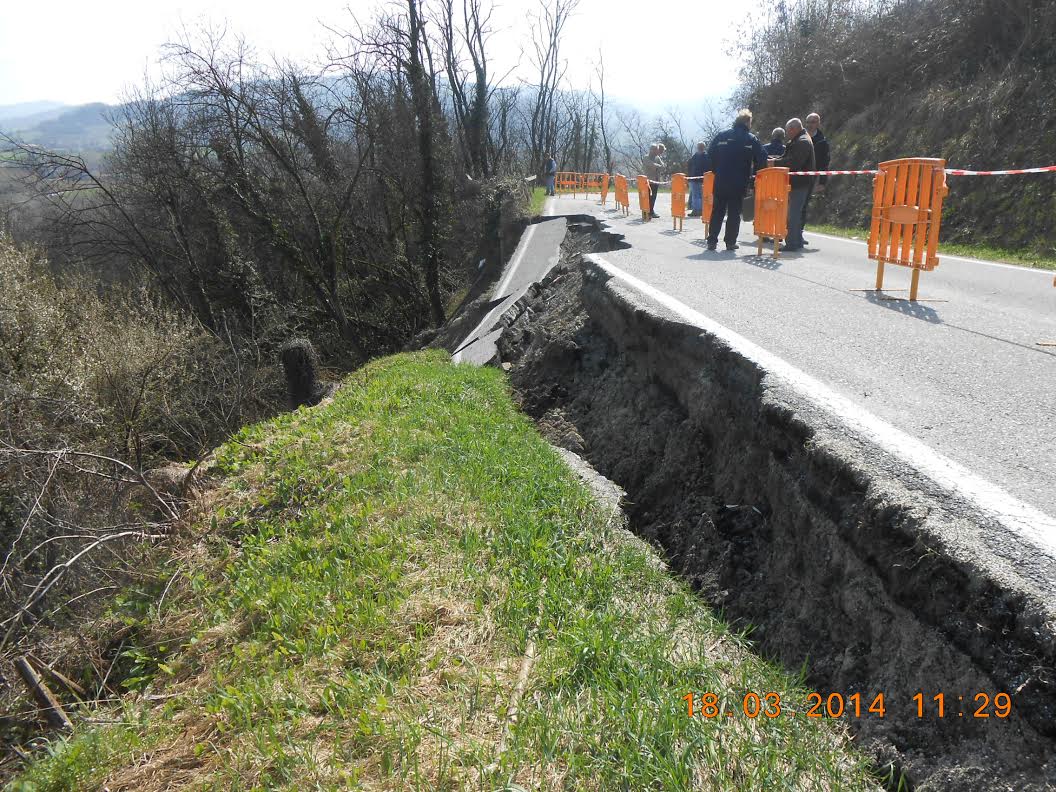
{"left": 10, "top": 351, "right": 874, "bottom": 791}
{"left": 809, "top": 222, "right": 1056, "bottom": 271}
{"left": 529, "top": 186, "right": 547, "bottom": 216}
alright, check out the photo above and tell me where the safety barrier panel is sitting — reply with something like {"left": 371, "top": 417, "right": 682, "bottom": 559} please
{"left": 614, "top": 174, "right": 630, "bottom": 215}
{"left": 576, "top": 172, "right": 611, "bottom": 204}
{"left": 700, "top": 171, "right": 715, "bottom": 238}
{"left": 868, "top": 158, "right": 948, "bottom": 301}
{"left": 555, "top": 171, "right": 579, "bottom": 197}
{"left": 753, "top": 167, "right": 791, "bottom": 257}
{"left": 670, "top": 173, "right": 687, "bottom": 231}
{"left": 636, "top": 175, "right": 651, "bottom": 221}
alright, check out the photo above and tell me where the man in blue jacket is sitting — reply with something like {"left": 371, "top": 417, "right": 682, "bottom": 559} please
{"left": 686, "top": 142, "right": 711, "bottom": 217}
{"left": 706, "top": 109, "right": 768, "bottom": 250}
{"left": 544, "top": 153, "right": 557, "bottom": 196}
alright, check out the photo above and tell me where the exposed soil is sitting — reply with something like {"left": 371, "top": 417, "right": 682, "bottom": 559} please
{"left": 493, "top": 221, "right": 1056, "bottom": 791}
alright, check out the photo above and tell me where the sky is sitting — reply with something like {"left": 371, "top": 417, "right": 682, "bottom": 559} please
{"left": 0, "top": 0, "right": 746, "bottom": 113}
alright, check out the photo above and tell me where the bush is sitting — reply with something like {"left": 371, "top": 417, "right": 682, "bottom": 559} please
{"left": 0, "top": 232, "right": 281, "bottom": 653}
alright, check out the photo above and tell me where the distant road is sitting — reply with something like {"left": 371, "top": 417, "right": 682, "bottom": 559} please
{"left": 494, "top": 193, "right": 1056, "bottom": 530}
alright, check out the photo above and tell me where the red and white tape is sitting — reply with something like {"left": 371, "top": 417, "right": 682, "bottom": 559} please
{"left": 614, "top": 164, "right": 1056, "bottom": 182}
{"left": 944, "top": 165, "right": 1056, "bottom": 176}
{"left": 793, "top": 169, "right": 877, "bottom": 176}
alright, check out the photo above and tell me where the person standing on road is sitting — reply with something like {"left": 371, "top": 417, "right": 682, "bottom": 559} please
{"left": 763, "top": 127, "right": 785, "bottom": 157}
{"left": 772, "top": 117, "right": 815, "bottom": 251}
{"left": 801, "top": 113, "right": 829, "bottom": 244}
{"left": 687, "top": 142, "right": 711, "bottom": 217}
{"left": 544, "top": 153, "right": 557, "bottom": 196}
{"left": 706, "top": 109, "right": 768, "bottom": 251}
{"left": 643, "top": 143, "right": 664, "bottom": 219}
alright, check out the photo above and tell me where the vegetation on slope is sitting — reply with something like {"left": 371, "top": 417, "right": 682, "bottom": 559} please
{"left": 0, "top": 233, "right": 280, "bottom": 691}
{"left": 737, "top": 0, "right": 1056, "bottom": 255}
{"left": 10, "top": 352, "right": 873, "bottom": 791}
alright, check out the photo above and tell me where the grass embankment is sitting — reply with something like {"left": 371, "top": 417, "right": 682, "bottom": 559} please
{"left": 809, "top": 222, "right": 1056, "bottom": 271}
{"left": 11, "top": 351, "right": 873, "bottom": 791}
{"left": 529, "top": 186, "right": 548, "bottom": 216}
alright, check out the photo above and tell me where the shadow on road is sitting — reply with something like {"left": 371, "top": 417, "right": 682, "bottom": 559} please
{"left": 741, "top": 254, "right": 785, "bottom": 270}
{"left": 861, "top": 290, "right": 943, "bottom": 324}
{"left": 687, "top": 249, "right": 738, "bottom": 262}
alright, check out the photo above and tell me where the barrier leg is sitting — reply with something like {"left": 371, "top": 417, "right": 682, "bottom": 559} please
{"left": 875, "top": 260, "right": 885, "bottom": 290}
{"left": 774, "top": 236, "right": 780, "bottom": 258}
{"left": 910, "top": 268, "right": 921, "bottom": 301}
{"left": 757, "top": 237, "right": 763, "bottom": 256}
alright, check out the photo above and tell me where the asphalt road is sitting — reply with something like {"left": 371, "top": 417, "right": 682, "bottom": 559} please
{"left": 453, "top": 211, "right": 567, "bottom": 365}
{"left": 501, "top": 192, "right": 1056, "bottom": 531}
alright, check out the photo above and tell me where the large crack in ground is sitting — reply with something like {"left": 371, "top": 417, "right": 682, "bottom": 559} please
{"left": 491, "top": 220, "right": 1056, "bottom": 791}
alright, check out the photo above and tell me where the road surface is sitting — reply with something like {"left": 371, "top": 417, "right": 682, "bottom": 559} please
{"left": 462, "top": 191, "right": 1056, "bottom": 533}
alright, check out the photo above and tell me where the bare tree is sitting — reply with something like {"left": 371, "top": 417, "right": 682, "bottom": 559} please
{"left": 593, "top": 51, "right": 613, "bottom": 175}
{"left": 525, "top": 0, "right": 579, "bottom": 173}
{"left": 436, "top": 0, "right": 505, "bottom": 178}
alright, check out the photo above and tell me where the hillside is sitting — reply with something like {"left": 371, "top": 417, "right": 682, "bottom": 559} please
{"left": 0, "top": 103, "right": 68, "bottom": 124}
{"left": 7, "top": 352, "right": 873, "bottom": 791}
{"left": 736, "top": 0, "right": 1056, "bottom": 255}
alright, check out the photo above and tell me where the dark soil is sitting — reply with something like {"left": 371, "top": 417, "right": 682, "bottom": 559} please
{"left": 494, "top": 224, "right": 1056, "bottom": 792}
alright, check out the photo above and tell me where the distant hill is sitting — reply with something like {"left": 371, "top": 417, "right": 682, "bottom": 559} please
{"left": 0, "top": 101, "right": 68, "bottom": 123}
{"left": 0, "top": 102, "right": 113, "bottom": 153}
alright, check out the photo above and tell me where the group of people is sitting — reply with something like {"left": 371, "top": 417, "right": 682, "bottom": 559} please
{"left": 643, "top": 109, "right": 830, "bottom": 252}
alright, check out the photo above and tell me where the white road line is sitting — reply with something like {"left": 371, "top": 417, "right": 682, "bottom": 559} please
{"left": 590, "top": 253, "right": 1056, "bottom": 552}
{"left": 494, "top": 196, "right": 553, "bottom": 295}
{"left": 496, "top": 222, "right": 539, "bottom": 296}
{"left": 453, "top": 197, "right": 553, "bottom": 361}
{"left": 806, "top": 231, "right": 1052, "bottom": 275}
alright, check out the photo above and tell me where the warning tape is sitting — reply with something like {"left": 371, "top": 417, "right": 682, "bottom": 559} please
{"left": 794, "top": 169, "right": 877, "bottom": 176}
{"left": 944, "top": 165, "right": 1056, "bottom": 176}
{"left": 615, "top": 164, "right": 1056, "bottom": 182}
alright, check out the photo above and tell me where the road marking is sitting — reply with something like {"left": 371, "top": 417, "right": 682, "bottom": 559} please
{"left": 454, "top": 198, "right": 552, "bottom": 361}
{"left": 805, "top": 232, "right": 1052, "bottom": 275}
{"left": 494, "top": 197, "right": 553, "bottom": 296}
{"left": 590, "top": 254, "right": 1056, "bottom": 552}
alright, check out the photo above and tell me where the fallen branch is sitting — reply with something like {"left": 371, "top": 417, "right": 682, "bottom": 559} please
{"left": 27, "top": 653, "right": 87, "bottom": 700}
{"left": 0, "top": 530, "right": 167, "bottom": 651}
{"left": 14, "top": 656, "right": 73, "bottom": 731}
{"left": 0, "top": 443, "right": 180, "bottom": 522}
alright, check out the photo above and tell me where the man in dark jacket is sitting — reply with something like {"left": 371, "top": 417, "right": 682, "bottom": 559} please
{"left": 801, "top": 113, "right": 829, "bottom": 242}
{"left": 544, "top": 153, "right": 557, "bottom": 196}
{"left": 687, "top": 142, "right": 711, "bottom": 217}
{"left": 773, "top": 117, "right": 815, "bottom": 251}
{"left": 763, "top": 127, "right": 785, "bottom": 157}
{"left": 706, "top": 109, "right": 768, "bottom": 250}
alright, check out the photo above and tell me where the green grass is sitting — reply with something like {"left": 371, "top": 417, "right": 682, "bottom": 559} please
{"left": 529, "top": 186, "right": 547, "bottom": 216}
{"left": 10, "top": 351, "right": 874, "bottom": 791}
{"left": 809, "top": 222, "right": 1056, "bottom": 271}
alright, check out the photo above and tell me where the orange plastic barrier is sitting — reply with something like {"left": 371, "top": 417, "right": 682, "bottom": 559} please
{"left": 614, "top": 174, "right": 630, "bottom": 215}
{"left": 700, "top": 171, "right": 714, "bottom": 238}
{"left": 578, "top": 172, "right": 611, "bottom": 204}
{"left": 636, "top": 175, "right": 651, "bottom": 220}
{"left": 753, "top": 167, "right": 791, "bottom": 256}
{"left": 670, "top": 173, "right": 687, "bottom": 231}
{"left": 868, "top": 158, "right": 949, "bottom": 301}
{"left": 555, "top": 171, "right": 579, "bottom": 197}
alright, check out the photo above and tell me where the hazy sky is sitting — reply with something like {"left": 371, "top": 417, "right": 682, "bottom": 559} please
{"left": 0, "top": 0, "right": 746, "bottom": 111}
